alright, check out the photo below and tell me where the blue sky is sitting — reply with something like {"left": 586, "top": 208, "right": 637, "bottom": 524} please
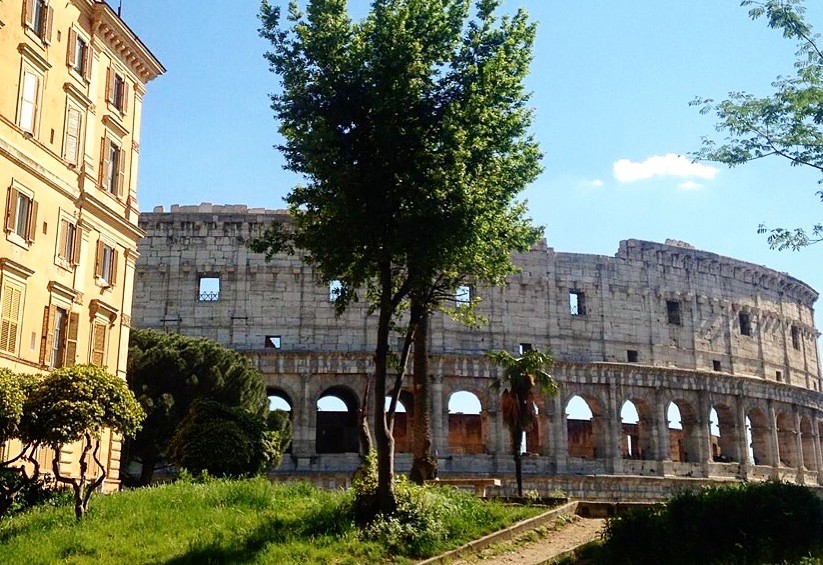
{"left": 124, "top": 1, "right": 822, "bottom": 354}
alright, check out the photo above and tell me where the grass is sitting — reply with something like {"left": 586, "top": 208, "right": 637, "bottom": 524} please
{"left": 0, "top": 477, "right": 543, "bottom": 564}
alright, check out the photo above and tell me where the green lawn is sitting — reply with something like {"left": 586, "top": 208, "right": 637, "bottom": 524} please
{"left": 0, "top": 477, "right": 541, "bottom": 564}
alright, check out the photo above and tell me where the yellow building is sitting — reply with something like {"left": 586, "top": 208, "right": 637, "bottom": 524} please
{"left": 0, "top": 0, "right": 163, "bottom": 489}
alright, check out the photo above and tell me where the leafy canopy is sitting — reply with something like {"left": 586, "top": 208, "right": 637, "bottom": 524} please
{"left": 0, "top": 369, "right": 39, "bottom": 447}
{"left": 693, "top": 0, "right": 823, "bottom": 250}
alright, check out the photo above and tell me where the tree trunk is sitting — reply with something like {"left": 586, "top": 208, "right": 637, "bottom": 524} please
{"left": 410, "top": 297, "right": 436, "bottom": 484}
{"left": 139, "top": 456, "right": 156, "bottom": 486}
{"left": 373, "top": 265, "right": 396, "bottom": 514}
{"left": 513, "top": 426, "right": 524, "bottom": 497}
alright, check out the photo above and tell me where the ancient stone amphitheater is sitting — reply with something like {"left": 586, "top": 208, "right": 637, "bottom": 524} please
{"left": 133, "top": 204, "right": 821, "bottom": 499}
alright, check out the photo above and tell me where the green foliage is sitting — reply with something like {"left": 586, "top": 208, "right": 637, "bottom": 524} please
{"left": 167, "top": 399, "right": 284, "bottom": 478}
{"left": 0, "top": 369, "right": 38, "bottom": 447}
{"left": 21, "top": 365, "right": 144, "bottom": 447}
{"left": 126, "top": 328, "right": 268, "bottom": 483}
{"left": 0, "top": 477, "right": 540, "bottom": 563}
{"left": 693, "top": 0, "right": 823, "bottom": 250}
{"left": 600, "top": 481, "right": 823, "bottom": 564}
{"left": 266, "top": 409, "right": 293, "bottom": 469}
{"left": 0, "top": 471, "right": 72, "bottom": 518}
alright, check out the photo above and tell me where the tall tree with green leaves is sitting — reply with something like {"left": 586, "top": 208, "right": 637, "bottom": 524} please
{"left": 693, "top": 0, "right": 822, "bottom": 250}
{"left": 256, "top": 0, "right": 542, "bottom": 514}
{"left": 487, "top": 349, "right": 556, "bottom": 497}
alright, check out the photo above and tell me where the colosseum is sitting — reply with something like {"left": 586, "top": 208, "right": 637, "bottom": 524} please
{"left": 132, "top": 204, "right": 822, "bottom": 499}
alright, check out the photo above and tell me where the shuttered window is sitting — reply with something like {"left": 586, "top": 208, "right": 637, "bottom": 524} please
{"left": 67, "top": 28, "right": 91, "bottom": 80}
{"left": 5, "top": 187, "right": 38, "bottom": 244}
{"left": 0, "top": 282, "right": 23, "bottom": 354}
{"left": 105, "top": 67, "right": 129, "bottom": 113}
{"left": 19, "top": 70, "right": 39, "bottom": 133}
{"left": 64, "top": 105, "right": 82, "bottom": 165}
{"left": 94, "top": 240, "right": 118, "bottom": 286}
{"left": 42, "top": 306, "right": 78, "bottom": 368}
{"left": 99, "top": 138, "right": 125, "bottom": 198}
{"left": 91, "top": 322, "right": 106, "bottom": 366}
{"left": 24, "top": 0, "right": 53, "bottom": 43}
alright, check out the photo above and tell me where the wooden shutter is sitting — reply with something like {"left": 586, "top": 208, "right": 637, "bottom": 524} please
{"left": 67, "top": 28, "right": 77, "bottom": 67}
{"left": 105, "top": 67, "right": 114, "bottom": 104}
{"left": 39, "top": 304, "right": 54, "bottom": 366}
{"left": 99, "top": 137, "right": 111, "bottom": 190}
{"left": 23, "top": 0, "right": 34, "bottom": 28}
{"left": 43, "top": 5, "right": 53, "bottom": 43}
{"left": 71, "top": 226, "right": 83, "bottom": 265}
{"left": 5, "top": 187, "right": 18, "bottom": 234}
{"left": 63, "top": 312, "right": 79, "bottom": 367}
{"left": 121, "top": 81, "right": 129, "bottom": 113}
{"left": 116, "top": 146, "right": 126, "bottom": 198}
{"left": 91, "top": 323, "right": 106, "bottom": 366}
{"left": 64, "top": 106, "right": 81, "bottom": 165}
{"left": 27, "top": 199, "right": 37, "bottom": 243}
{"left": 82, "top": 46, "right": 92, "bottom": 82}
{"left": 110, "top": 249, "right": 118, "bottom": 285}
{"left": 0, "top": 284, "right": 22, "bottom": 354}
{"left": 94, "top": 240, "right": 103, "bottom": 278}
{"left": 58, "top": 219, "right": 69, "bottom": 260}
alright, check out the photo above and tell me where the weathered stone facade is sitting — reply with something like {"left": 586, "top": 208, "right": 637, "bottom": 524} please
{"left": 133, "top": 203, "right": 822, "bottom": 498}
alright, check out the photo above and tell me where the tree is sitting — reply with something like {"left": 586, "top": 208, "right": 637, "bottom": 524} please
{"left": 487, "top": 349, "right": 556, "bottom": 497}
{"left": 20, "top": 365, "right": 144, "bottom": 519}
{"left": 168, "top": 399, "right": 289, "bottom": 478}
{"left": 126, "top": 328, "right": 268, "bottom": 484}
{"left": 693, "top": 0, "right": 823, "bottom": 250}
{"left": 256, "top": 0, "right": 542, "bottom": 513}
{"left": 0, "top": 369, "right": 40, "bottom": 516}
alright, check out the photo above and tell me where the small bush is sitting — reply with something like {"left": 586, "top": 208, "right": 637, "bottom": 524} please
{"left": 601, "top": 481, "right": 823, "bottom": 564}
{"left": 0, "top": 471, "right": 71, "bottom": 518}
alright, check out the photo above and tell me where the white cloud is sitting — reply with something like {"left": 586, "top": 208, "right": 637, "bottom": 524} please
{"left": 678, "top": 181, "right": 702, "bottom": 190}
{"left": 581, "top": 178, "right": 604, "bottom": 188}
{"left": 613, "top": 153, "right": 718, "bottom": 183}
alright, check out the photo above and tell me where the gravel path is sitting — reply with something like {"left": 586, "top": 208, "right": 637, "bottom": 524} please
{"left": 447, "top": 515, "right": 606, "bottom": 565}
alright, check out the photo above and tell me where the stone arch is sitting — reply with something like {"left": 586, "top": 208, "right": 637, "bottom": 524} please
{"left": 565, "top": 393, "right": 607, "bottom": 459}
{"left": 387, "top": 389, "right": 414, "bottom": 453}
{"left": 620, "top": 398, "right": 654, "bottom": 460}
{"left": 746, "top": 406, "right": 772, "bottom": 466}
{"left": 775, "top": 410, "right": 797, "bottom": 468}
{"left": 800, "top": 415, "right": 815, "bottom": 471}
{"left": 711, "top": 403, "right": 738, "bottom": 462}
{"left": 316, "top": 385, "right": 360, "bottom": 454}
{"left": 448, "top": 390, "right": 485, "bottom": 454}
{"left": 667, "top": 399, "right": 700, "bottom": 463}
{"left": 268, "top": 386, "right": 293, "bottom": 453}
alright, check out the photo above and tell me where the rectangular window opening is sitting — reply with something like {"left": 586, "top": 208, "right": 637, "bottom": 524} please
{"left": 739, "top": 312, "right": 752, "bottom": 336}
{"left": 791, "top": 326, "right": 801, "bottom": 350}
{"left": 455, "top": 285, "right": 472, "bottom": 307}
{"left": 264, "top": 335, "right": 282, "bottom": 349}
{"left": 776, "top": 371, "right": 783, "bottom": 383}
{"left": 329, "top": 279, "right": 342, "bottom": 302}
{"left": 569, "top": 291, "right": 586, "bottom": 316}
{"left": 627, "top": 350, "right": 639, "bottom": 363}
{"left": 519, "top": 343, "right": 533, "bottom": 355}
{"left": 712, "top": 360, "right": 722, "bottom": 372}
{"left": 198, "top": 276, "right": 220, "bottom": 301}
{"left": 666, "top": 300, "right": 682, "bottom": 326}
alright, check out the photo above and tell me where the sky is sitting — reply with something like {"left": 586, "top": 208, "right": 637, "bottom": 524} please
{"left": 121, "top": 1, "right": 823, "bottom": 385}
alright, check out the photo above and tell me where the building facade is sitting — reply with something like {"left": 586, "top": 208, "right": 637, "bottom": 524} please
{"left": 134, "top": 204, "right": 822, "bottom": 498}
{"left": 0, "top": 0, "right": 163, "bottom": 489}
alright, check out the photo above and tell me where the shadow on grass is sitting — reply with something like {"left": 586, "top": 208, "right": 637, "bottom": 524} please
{"left": 164, "top": 516, "right": 288, "bottom": 565}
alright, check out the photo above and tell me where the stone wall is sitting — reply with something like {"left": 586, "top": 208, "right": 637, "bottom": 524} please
{"left": 133, "top": 204, "right": 823, "bottom": 497}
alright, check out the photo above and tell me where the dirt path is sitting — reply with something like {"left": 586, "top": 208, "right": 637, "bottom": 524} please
{"left": 448, "top": 515, "right": 605, "bottom": 565}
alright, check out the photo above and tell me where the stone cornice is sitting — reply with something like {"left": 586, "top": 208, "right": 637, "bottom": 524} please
{"left": 90, "top": 2, "right": 165, "bottom": 83}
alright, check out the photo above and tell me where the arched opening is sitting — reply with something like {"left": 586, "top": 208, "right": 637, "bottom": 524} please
{"left": 711, "top": 404, "right": 737, "bottom": 462}
{"left": 667, "top": 400, "right": 700, "bottom": 463}
{"left": 267, "top": 388, "right": 293, "bottom": 453}
{"left": 385, "top": 390, "right": 414, "bottom": 453}
{"left": 776, "top": 411, "right": 797, "bottom": 467}
{"left": 746, "top": 408, "right": 771, "bottom": 466}
{"left": 316, "top": 386, "right": 359, "bottom": 454}
{"left": 448, "top": 391, "right": 484, "bottom": 454}
{"left": 620, "top": 399, "right": 653, "bottom": 460}
{"left": 800, "top": 416, "right": 815, "bottom": 471}
{"left": 566, "top": 395, "right": 605, "bottom": 459}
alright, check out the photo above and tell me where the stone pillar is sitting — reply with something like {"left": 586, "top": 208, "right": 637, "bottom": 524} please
{"left": 486, "top": 392, "right": 500, "bottom": 456}
{"left": 737, "top": 399, "right": 750, "bottom": 478}
{"left": 554, "top": 393, "right": 568, "bottom": 474}
{"left": 656, "top": 392, "right": 671, "bottom": 463}
{"left": 699, "top": 392, "right": 713, "bottom": 478}
{"left": 794, "top": 409, "right": 805, "bottom": 483}
{"left": 292, "top": 373, "right": 314, "bottom": 466}
{"left": 432, "top": 374, "right": 446, "bottom": 457}
{"left": 769, "top": 402, "right": 781, "bottom": 478}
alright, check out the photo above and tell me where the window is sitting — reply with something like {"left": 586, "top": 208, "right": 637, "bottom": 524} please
{"left": 712, "top": 360, "right": 722, "bottom": 372}
{"left": 627, "top": 350, "right": 639, "bottom": 363}
{"left": 0, "top": 281, "right": 23, "bottom": 355}
{"left": 57, "top": 218, "right": 82, "bottom": 266}
{"left": 265, "top": 335, "right": 282, "bottom": 349}
{"left": 4, "top": 186, "right": 37, "bottom": 244}
{"left": 106, "top": 67, "right": 129, "bottom": 113}
{"left": 519, "top": 343, "right": 533, "bottom": 355}
{"left": 100, "top": 137, "right": 124, "bottom": 197}
{"left": 94, "top": 240, "right": 118, "bottom": 286}
{"left": 455, "top": 285, "right": 472, "bottom": 307}
{"left": 738, "top": 312, "right": 752, "bottom": 336}
{"left": 569, "top": 291, "right": 586, "bottom": 316}
{"left": 329, "top": 279, "right": 342, "bottom": 302}
{"left": 666, "top": 300, "right": 681, "bottom": 326}
{"left": 42, "top": 306, "right": 77, "bottom": 368}
{"left": 67, "top": 28, "right": 90, "bottom": 80}
{"left": 198, "top": 276, "right": 220, "bottom": 301}
{"left": 90, "top": 322, "right": 107, "bottom": 366}
{"left": 23, "top": 0, "right": 52, "bottom": 43}
{"left": 776, "top": 371, "right": 783, "bottom": 383}
{"left": 18, "top": 69, "right": 40, "bottom": 133}
{"left": 791, "top": 326, "right": 801, "bottom": 350}
{"left": 63, "top": 105, "right": 83, "bottom": 165}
